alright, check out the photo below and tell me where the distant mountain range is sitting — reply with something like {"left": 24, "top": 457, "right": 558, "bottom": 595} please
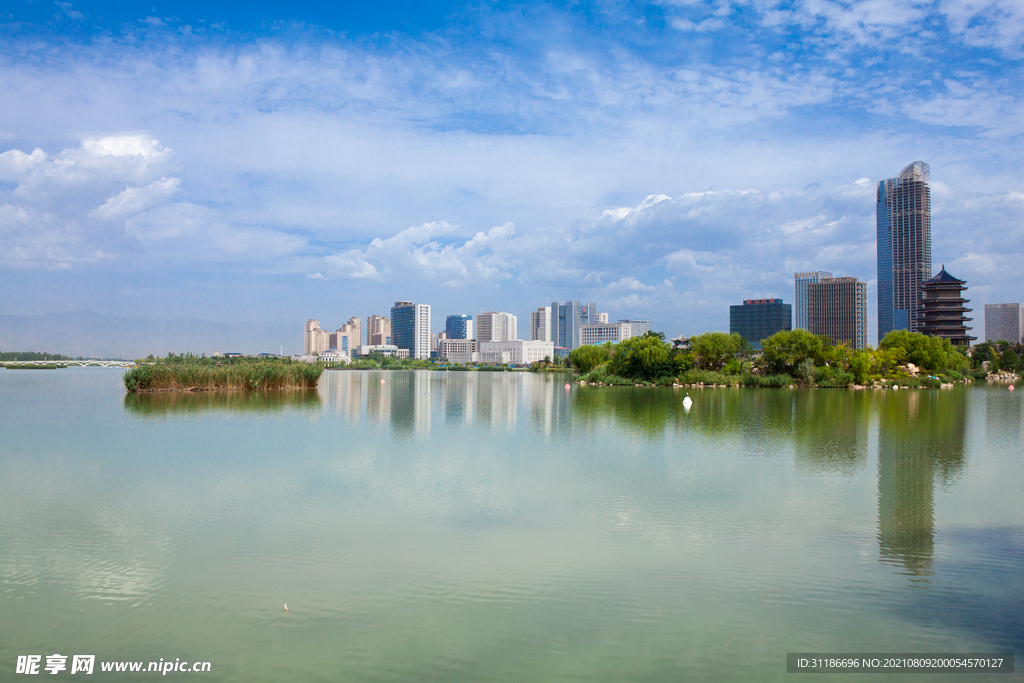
{"left": 0, "top": 311, "right": 298, "bottom": 359}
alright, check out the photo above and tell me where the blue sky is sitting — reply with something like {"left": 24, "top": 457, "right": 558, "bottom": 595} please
{"left": 1, "top": 0, "right": 1022, "bottom": 350}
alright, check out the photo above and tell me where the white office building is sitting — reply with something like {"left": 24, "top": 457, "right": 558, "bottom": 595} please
{"left": 476, "top": 311, "right": 518, "bottom": 342}
{"left": 439, "top": 339, "right": 479, "bottom": 364}
{"left": 530, "top": 306, "right": 551, "bottom": 342}
{"left": 319, "top": 347, "right": 350, "bottom": 363}
{"left": 478, "top": 340, "right": 554, "bottom": 365}
{"left": 616, "top": 319, "right": 651, "bottom": 337}
{"left": 579, "top": 322, "right": 634, "bottom": 346}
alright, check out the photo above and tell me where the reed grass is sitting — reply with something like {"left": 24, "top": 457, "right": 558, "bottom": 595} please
{"left": 123, "top": 362, "right": 323, "bottom": 392}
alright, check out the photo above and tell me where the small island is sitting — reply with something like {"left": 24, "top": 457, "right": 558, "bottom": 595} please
{"left": 122, "top": 353, "right": 323, "bottom": 392}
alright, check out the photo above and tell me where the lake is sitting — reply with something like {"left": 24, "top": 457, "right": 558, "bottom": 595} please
{"left": 1, "top": 369, "right": 1021, "bottom": 681}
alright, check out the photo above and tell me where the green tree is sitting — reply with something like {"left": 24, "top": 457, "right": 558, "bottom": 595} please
{"left": 689, "top": 332, "right": 743, "bottom": 371}
{"left": 759, "top": 329, "right": 830, "bottom": 375}
{"left": 848, "top": 350, "right": 872, "bottom": 385}
{"left": 569, "top": 343, "right": 612, "bottom": 372}
{"left": 879, "top": 330, "right": 968, "bottom": 373}
{"left": 608, "top": 333, "right": 673, "bottom": 381}
{"left": 1002, "top": 347, "right": 1021, "bottom": 373}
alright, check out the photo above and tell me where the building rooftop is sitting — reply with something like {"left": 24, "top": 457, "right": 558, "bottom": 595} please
{"left": 923, "top": 266, "right": 965, "bottom": 286}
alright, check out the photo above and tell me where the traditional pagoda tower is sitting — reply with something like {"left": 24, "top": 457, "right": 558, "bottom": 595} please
{"left": 919, "top": 266, "right": 975, "bottom": 345}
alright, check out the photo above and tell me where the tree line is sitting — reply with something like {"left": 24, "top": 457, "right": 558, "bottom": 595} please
{"left": 569, "top": 329, "right": 991, "bottom": 388}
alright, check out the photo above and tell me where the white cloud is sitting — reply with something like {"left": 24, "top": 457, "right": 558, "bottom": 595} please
{"left": 0, "top": 149, "right": 47, "bottom": 182}
{"left": 669, "top": 16, "right": 730, "bottom": 31}
{"left": 940, "top": 0, "right": 1024, "bottom": 54}
{"left": 324, "top": 221, "right": 519, "bottom": 284}
{"left": 0, "top": 135, "right": 177, "bottom": 267}
{"left": 602, "top": 194, "right": 672, "bottom": 222}
{"left": 0, "top": 135, "right": 308, "bottom": 268}
{"left": 91, "top": 178, "right": 181, "bottom": 221}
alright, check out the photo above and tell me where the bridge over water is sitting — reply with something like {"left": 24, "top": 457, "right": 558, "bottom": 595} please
{"left": 2, "top": 360, "right": 135, "bottom": 368}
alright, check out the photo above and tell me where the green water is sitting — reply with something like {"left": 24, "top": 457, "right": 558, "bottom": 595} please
{"left": 1, "top": 369, "right": 1021, "bottom": 682}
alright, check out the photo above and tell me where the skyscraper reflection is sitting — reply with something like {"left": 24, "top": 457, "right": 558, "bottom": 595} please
{"left": 877, "top": 389, "right": 966, "bottom": 582}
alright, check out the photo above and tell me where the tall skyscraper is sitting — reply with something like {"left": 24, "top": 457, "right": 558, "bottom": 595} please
{"left": 985, "top": 303, "right": 1023, "bottom": 343}
{"left": 390, "top": 301, "right": 431, "bottom": 359}
{"left": 446, "top": 314, "right": 473, "bottom": 340}
{"left": 729, "top": 298, "right": 791, "bottom": 349}
{"left": 807, "top": 276, "right": 868, "bottom": 349}
{"left": 476, "top": 312, "right": 517, "bottom": 342}
{"left": 877, "top": 161, "right": 932, "bottom": 341}
{"left": 551, "top": 301, "right": 598, "bottom": 349}
{"left": 366, "top": 315, "right": 391, "bottom": 346}
{"left": 530, "top": 307, "right": 551, "bottom": 342}
{"left": 794, "top": 271, "right": 833, "bottom": 330}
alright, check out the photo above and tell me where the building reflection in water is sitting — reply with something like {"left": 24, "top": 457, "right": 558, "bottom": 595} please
{"left": 877, "top": 389, "right": 966, "bottom": 583}
{"left": 385, "top": 372, "right": 432, "bottom": 437}
{"left": 325, "top": 368, "right": 573, "bottom": 438}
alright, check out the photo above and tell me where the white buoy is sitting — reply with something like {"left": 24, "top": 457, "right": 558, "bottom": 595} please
{"left": 893, "top": 385, "right": 899, "bottom": 391}
{"left": 682, "top": 393, "right": 692, "bottom": 411}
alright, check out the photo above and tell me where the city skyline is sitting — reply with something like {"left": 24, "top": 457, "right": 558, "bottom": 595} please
{"left": 1, "top": 1, "right": 1022, "bottom": 355}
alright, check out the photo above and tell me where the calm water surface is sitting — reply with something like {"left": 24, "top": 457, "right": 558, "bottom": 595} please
{"left": 1, "top": 369, "right": 1022, "bottom": 682}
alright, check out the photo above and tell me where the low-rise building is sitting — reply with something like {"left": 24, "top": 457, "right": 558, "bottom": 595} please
{"left": 319, "top": 347, "right": 349, "bottom": 363}
{"left": 616, "top": 319, "right": 651, "bottom": 337}
{"left": 579, "top": 322, "right": 633, "bottom": 346}
{"left": 478, "top": 340, "right": 554, "bottom": 365}
{"left": 359, "top": 344, "right": 400, "bottom": 358}
{"left": 439, "top": 339, "right": 478, "bottom": 364}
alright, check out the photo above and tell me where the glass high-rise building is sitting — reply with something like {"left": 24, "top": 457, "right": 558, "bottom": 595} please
{"left": 445, "top": 314, "right": 473, "bottom": 340}
{"left": 729, "top": 298, "right": 791, "bottom": 349}
{"left": 390, "top": 301, "right": 431, "bottom": 359}
{"left": 794, "top": 271, "right": 832, "bottom": 330}
{"left": 877, "top": 161, "right": 932, "bottom": 342}
{"left": 551, "top": 301, "right": 598, "bottom": 350}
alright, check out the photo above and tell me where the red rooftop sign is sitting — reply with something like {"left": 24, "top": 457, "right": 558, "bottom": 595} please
{"left": 744, "top": 298, "right": 778, "bottom": 305}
